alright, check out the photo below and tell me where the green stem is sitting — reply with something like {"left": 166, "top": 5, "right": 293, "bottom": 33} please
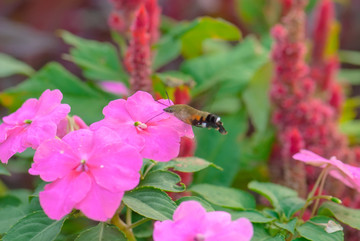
{"left": 311, "top": 169, "right": 329, "bottom": 217}
{"left": 142, "top": 162, "right": 156, "bottom": 179}
{"left": 298, "top": 165, "right": 330, "bottom": 219}
{"left": 126, "top": 207, "right": 132, "bottom": 226}
{"left": 111, "top": 213, "right": 137, "bottom": 241}
{"left": 129, "top": 218, "right": 151, "bottom": 229}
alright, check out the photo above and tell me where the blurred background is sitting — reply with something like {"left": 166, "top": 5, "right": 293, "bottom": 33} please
{"left": 0, "top": 0, "right": 359, "bottom": 89}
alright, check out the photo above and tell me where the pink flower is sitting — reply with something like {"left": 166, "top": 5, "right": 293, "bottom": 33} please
{"left": 293, "top": 150, "right": 360, "bottom": 192}
{"left": 29, "top": 127, "right": 142, "bottom": 221}
{"left": 0, "top": 89, "right": 70, "bottom": 163}
{"left": 98, "top": 81, "right": 129, "bottom": 96}
{"left": 153, "top": 201, "right": 253, "bottom": 241}
{"left": 91, "top": 91, "right": 193, "bottom": 162}
{"left": 56, "top": 115, "right": 89, "bottom": 139}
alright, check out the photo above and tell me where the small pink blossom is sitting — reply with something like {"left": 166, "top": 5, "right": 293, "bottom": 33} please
{"left": 0, "top": 89, "right": 70, "bottom": 163}
{"left": 29, "top": 127, "right": 142, "bottom": 221}
{"left": 91, "top": 91, "right": 193, "bottom": 162}
{"left": 293, "top": 150, "right": 360, "bottom": 192}
{"left": 98, "top": 81, "right": 129, "bottom": 96}
{"left": 56, "top": 115, "right": 88, "bottom": 139}
{"left": 153, "top": 201, "right": 253, "bottom": 241}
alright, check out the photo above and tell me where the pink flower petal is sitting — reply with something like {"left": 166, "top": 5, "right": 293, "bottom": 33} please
{"left": 207, "top": 217, "right": 253, "bottom": 241}
{"left": 141, "top": 125, "right": 181, "bottom": 162}
{"left": 0, "top": 127, "right": 27, "bottom": 163}
{"left": 159, "top": 117, "right": 194, "bottom": 138}
{"left": 153, "top": 221, "right": 188, "bottom": 241}
{"left": 99, "top": 81, "right": 129, "bottom": 96}
{"left": 35, "top": 89, "right": 70, "bottom": 122}
{"left": 25, "top": 121, "right": 58, "bottom": 148}
{"left": 29, "top": 138, "right": 79, "bottom": 181}
{"left": 153, "top": 201, "right": 254, "bottom": 241}
{"left": 126, "top": 91, "right": 167, "bottom": 123}
{"left": 39, "top": 172, "right": 91, "bottom": 220}
{"left": 292, "top": 149, "right": 331, "bottom": 166}
{"left": 173, "top": 201, "right": 207, "bottom": 221}
{"left": 2, "top": 99, "right": 38, "bottom": 124}
{"left": 61, "top": 129, "right": 95, "bottom": 160}
{"left": 75, "top": 182, "right": 124, "bottom": 221}
{"left": 89, "top": 144, "right": 142, "bottom": 192}
{"left": 102, "top": 99, "right": 133, "bottom": 123}
{"left": 293, "top": 149, "right": 360, "bottom": 192}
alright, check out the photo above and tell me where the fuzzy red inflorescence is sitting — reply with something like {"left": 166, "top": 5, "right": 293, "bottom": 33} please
{"left": 125, "top": 6, "right": 153, "bottom": 94}
{"left": 108, "top": 0, "right": 161, "bottom": 94}
{"left": 269, "top": 0, "right": 353, "bottom": 196}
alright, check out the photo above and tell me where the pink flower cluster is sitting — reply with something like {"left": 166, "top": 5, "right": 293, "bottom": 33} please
{"left": 153, "top": 201, "right": 253, "bottom": 241}
{"left": 0, "top": 89, "right": 70, "bottom": 163}
{"left": 269, "top": 0, "right": 353, "bottom": 194}
{"left": 0, "top": 89, "right": 195, "bottom": 222}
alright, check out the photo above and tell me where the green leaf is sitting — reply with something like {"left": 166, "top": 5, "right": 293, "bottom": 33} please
{"left": 193, "top": 109, "right": 248, "bottom": 186}
{"left": 279, "top": 196, "right": 306, "bottom": 219}
{"left": 338, "top": 69, "right": 360, "bottom": 85}
{"left": 3, "top": 211, "right": 65, "bottom": 241}
{"left": 231, "top": 210, "right": 275, "bottom": 223}
{"left": 181, "top": 17, "right": 241, "bottom": 58}
{"left": 138, "top": 170, "right": 185, "bottom": 192}
{"left": 0, "top": 163, "right": 10, "bottom": 176}
{"left": 189, "top": 184, "right": 255, "bottom": 210}
{"left": 274, "top": 218, "right": 298, "bottom": 234}
{"left": 154, "top": 71, "right": 195, "bottom": 88}
{"left": 339, "top": 50, "right": 360, "bottom": 66}
{"left": 153, "top": 21, "right": 199, "bottom": 69}
{"left": 0, "top": 53, "right": 34, "bottom": 77}
{"left": 155, "top": 156, "right": 221, "bottom": 173}
{"left": 0, "top": 62, "right": 115, "bottom": 123}
{"left": 176, "top": 196, "right": 214, "bottom": 212}
{"left": 0, "top": 207, "right": 27, "bottom": 233}
{"left": 122, "top": 187, "right": 177, "bottom": 221}
{"left": 60, "top": 31, "right": 127, "bottom": 82}
{"left": 296, "top": 216, "right": 344, "bottom": 241}
{"left": 319, "top": 201, "right": 360, "bottom": 230}
{"left": 207, "top": 95, "right": 242, "bottom": 115}
{"left": 0, "top": 189, "right": 34, "bottom": 234}
{"left": 0, "top": 195, "right": 21, "bottom": 207}
{"left": 251, "top": 223, "right": 276, "bottom": 241}
{"left": 242, "top": 62, "right": 273, "bottom": 132}
{"left": 75, "top": 223, "right": 126, "bottom": 241}
{"left": 248, "top": 181, "right": 305, "bottom": 218}
{"left": 181, "top": 37, "right": 268, "bottom": 100}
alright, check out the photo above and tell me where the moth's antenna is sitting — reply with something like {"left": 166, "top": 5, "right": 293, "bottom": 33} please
{"left": 165, "top": 91, "right": 171, "bottom": 106}
{"left": 145, "top": 112, "right": 165, "bottom": 124}
{"left": 155, "top": 100, "right": 168, "bottom": 106}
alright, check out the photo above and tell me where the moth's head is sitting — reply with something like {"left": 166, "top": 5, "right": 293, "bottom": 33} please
{"left": 163, "top": 106, "right": 175, "bottom": 113}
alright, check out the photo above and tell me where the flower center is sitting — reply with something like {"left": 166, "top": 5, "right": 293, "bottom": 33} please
{"left": 75, "top": 159, "right": 89, "bottom": 172}
{"left": 134, "top": 121, "right": 147, "bottom": 130}
{"left": 24, "top": 119, "right": 32, "bottom": 124}
{"left": 194, "top": 234, "right": 205, "bottom": 241}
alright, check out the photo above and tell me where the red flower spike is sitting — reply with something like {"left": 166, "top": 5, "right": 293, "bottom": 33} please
{"left": 125, "top": 5, "right": 153, "bottom": 94}
{"left": 312, "top": 0, "right": 334, "bottom": 63}
{"left": 144, "top": 0, "right": 161, "bottom": 44}
{"left": 329, "top": 83, "right": 343, "bottom": 113}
